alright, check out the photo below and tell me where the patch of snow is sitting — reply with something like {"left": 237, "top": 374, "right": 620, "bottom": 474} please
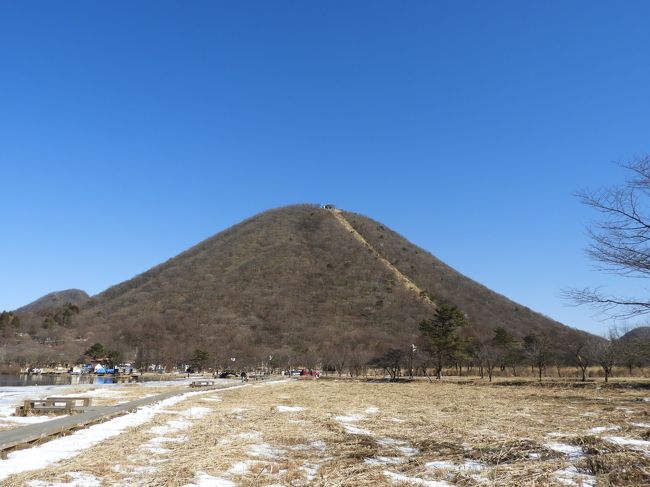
{"left": 237, "top": 431, "right": 262, "bottom": 440}
{"left": 112, "top": 464, "right": 157, "bottom": 475}
{"left": 276, "top": 405, "right": 305, "bottom": 412}
{"left": 383, "top": 470, "right": 452, "bottom": 486}
{"left": 147, "top": 435, "right": 187, "bottom": 445}
{"left": 0, "top": 385, "right": 71, "bottom": 420}
{"left": 335, "top": 414, "right": 366, "bottom": 422}
{"left": 0, "top": 385, "right": 231, "bottom": 481}
{"left": 182, "top": 471, "right": 236, "bottom": 487}
{"left": 387, "top": 417, "right": 405, "bottom": 423}
{"left": 181, "top": 406, "right": 211, "bottom": 419}
{"left": 336, "top": 413, "right": 372, "bottom": 434}
{"left": 365, "top": 406, "right": 379, "bottom": 414}
{"left": 398, "top": 446, "right": 419, "bottom": 456}
{"left": 249, "top": 443, "right": 286, "bottom": 458}
{"left": 301, "top": 463, "right": 319, "bottom": 481}
{"left": 425, "top": 460, "right": 485, "bottom": 472}
{"left": 59, "top": 388, "right": 124, "bottom": 399}
{"left": 150, "top": 418, "right": 193, "bottom": 435}
{"left": 589, "top": 425, "right": 620, "bottom": 434}
{"left": 142, "top": 446, "right": 171, "bottom": 454}
{"left": 546, "top": 442, "right": 585, "bottom": 460}
{"left": 341, "top": 424, "right": 372, "bottom": 435}
{"left": 230, "top": 407, "right": 248, "bottom": 413}
{"left": 0, "top": 415, "right": 67, "bottom": 424}
{"left": 310, "top": 440, "right": 327, "bottom": 450}
{"left": 554, "top": 465, "right": 596, "bottom": 486}
{"left": 631, "top": 422, "right": 650, "bottom": 428}
{"left": 201, "top": 397, "right": 221, "bottom": 403}
{"left": 378, "top": 437, "right": 407, "bottom": 447}
{"left": 154, "top": 409, "right": 181, "bottom": 415}
{"left": 27, "top": 472, "right": 101, "bottom": 487}
{"left": 364, "top": 456, "right": 407, "bottom": 465}
{"left": 605, "top": 436, "right": 650, "bottom": 449}
{"left": 228, "top": 461, "right": 250, "bottom": 475}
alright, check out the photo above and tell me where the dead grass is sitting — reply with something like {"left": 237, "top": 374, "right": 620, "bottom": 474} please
{"left": 4, "top": 379, "right": 650, "bottom": 486}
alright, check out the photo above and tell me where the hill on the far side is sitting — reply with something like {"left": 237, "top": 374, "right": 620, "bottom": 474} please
{"left": 15, "top": 289, "right": 89, "bottom": 314}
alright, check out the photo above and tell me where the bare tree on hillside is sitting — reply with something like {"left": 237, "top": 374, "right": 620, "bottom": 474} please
{"left": 524, "top": 334, "right": 552, "bottom": 382}
{"left": 564, "top": 157, "right": 650, "bottom": 318}
{"left": 570, "top": 339, "right": 594, "bottom": 382}
{"left": 591, "top": 327, "right": 621, "bottom": 382}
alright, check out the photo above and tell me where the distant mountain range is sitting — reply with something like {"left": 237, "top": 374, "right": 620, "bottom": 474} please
{"left": 13, "top": 204, "right": 593, "bottom": 365}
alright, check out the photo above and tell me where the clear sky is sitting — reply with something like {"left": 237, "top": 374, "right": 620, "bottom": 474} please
{"left": 1, "top": 1, "right": 649, "bottom": 335}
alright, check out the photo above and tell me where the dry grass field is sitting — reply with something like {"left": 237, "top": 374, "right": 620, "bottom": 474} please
{"left": 4, "top": 378, "right": 650, "bottom": 486}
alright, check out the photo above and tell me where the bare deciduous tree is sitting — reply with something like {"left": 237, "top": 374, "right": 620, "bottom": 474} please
{"left": 564, "top": 157, "right": 650, "bottom": 318}
{"left": 591, "top": 327, "right": 621, "bottom": 382}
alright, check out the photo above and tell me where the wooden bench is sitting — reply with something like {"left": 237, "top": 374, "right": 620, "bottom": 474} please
{"left": 190, "top": 380, "right": 216, "bottom": 388}
{"left": 15, "top": 397, "right": 93, "bottom": 416}
{"left": 46, "top": 397, "right": 93, "bottom": 407}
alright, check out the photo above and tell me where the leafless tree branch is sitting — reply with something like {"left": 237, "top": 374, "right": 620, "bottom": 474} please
{"left": 565, "top": 157, "right": 650, "bottom": 318}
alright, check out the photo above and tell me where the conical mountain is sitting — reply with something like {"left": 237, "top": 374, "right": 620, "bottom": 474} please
{"left": 73, "top": 204, "right": 590, "bottom": 364}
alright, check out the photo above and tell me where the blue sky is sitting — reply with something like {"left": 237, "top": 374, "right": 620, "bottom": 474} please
{"left": 1, "top": 1, "right": 649, "bottom": 335}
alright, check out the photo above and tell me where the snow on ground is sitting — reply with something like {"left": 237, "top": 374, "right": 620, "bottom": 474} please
{"left": 237, "top": 431, "right": 262, "bottom": 440}
{"left": 249, "top": 442, "right": 287, "bottom": 458}
{"left": 0, "top": 385, "right": 70, "bottom": 423}
{"left": 276, "top": 405, "right": 304, "bottom": 412}
{"left": 182, "top": 406, "right": 211, "bottom": 419}
{"left": 0, "top": 386, "right": 227, "bottom": 482}
{"left": 334, "top": 413, "right": 366, "bottom": 422}
{"left": 26, "top": 471, "right": 101, "bottom": 487}
{"left": 182, "top": 471, "right": 236, "bottom": 487}
{"left": 365, "top": 406, "right": 379, "bottom": 414}
{"left": 201, "top": 396, "right": 222, "bottom": 402}
{"left": 589, "top": 425, "right": 620, "bottom": 434}
{"left": 554, "top": 465, "right": 596, "bottom": 486}
{"left": 334, "top": 412, "right": 373, "bottom": 434}
{"left": 605, "top": 436, "right": 650, "bottom": 449}
{"left": 383, "top": 470, "right": 452, "bottom": 486}
{"left": 300, "top": 463, "right": 319, "bottom": 481}
{"left": 1, "top": 414, "right": 67, "bottom": 425}
{"left": 545, "top": 442, "right": 585, "bottom": 460}
{"left": 364, "top": 456, "right": 408, "bottom": 465}
{"left": 228, "top": 461, "right": 252, "bottom": 475}
{"left": 57, "top": 388, "right": 126, "bottom": 399}
{"left": 340, "top": 423, "right": 373, "bottom": 435}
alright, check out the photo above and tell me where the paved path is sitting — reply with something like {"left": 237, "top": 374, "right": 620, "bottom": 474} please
{"left": 0, "top": 384, "right": 227, "bottom": 453}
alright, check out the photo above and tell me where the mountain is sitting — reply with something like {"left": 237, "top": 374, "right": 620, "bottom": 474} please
{"left": 64, "top": 204, "right": 591, "bottom": 366}
{"left": 15, "top": 289, "right": 89, "bottom": 314}
{"left": 621, "top": 326, "right": 650, "bottom": 342}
